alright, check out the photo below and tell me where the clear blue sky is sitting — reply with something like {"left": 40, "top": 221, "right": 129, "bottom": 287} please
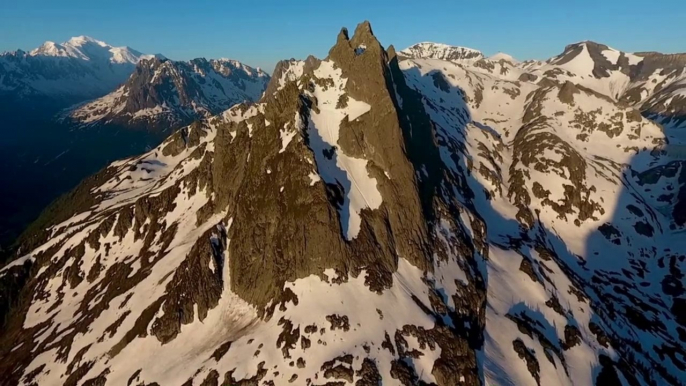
{"left": 2, "top": 0, "right": 685, "bottom": 73}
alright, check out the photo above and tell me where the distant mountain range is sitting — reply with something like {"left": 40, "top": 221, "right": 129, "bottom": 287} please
{"left": 399, "top": 40, "right": 686, "bottom": 134}
{"left": 65, "top": 57, "right": 269, "bottom": 131}
{"left": 0, "top": 36, "right": 158, "bottom": 105}
{"left": 400, "top": 41, "right": 484, "bottom": 62}
{"left": 0, "top": 36, "right": 270, "bottom": 248}
{"left": 1, "top": 35, "right": 270, "bottom": 128}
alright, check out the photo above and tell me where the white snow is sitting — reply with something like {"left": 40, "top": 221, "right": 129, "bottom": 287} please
{"left": 180, "top": 257, "right": 438, "bottom": 386}
{"left": 0, "top": 35, "right": 153, "bottom": 100}
{"left": 308, "top": 172, "right": 321, "bottom": 186}
{"left": 625, "top": 52, "right": 643, "bottom": 66}
{"left": 279, "top": 112, "right": 302, "bottom": 153}
{"left": 91, "top": 121, "right": 216, "bottom": 212}
{"left": 557, "top": 43, "right": 595, "bottom": 77}
{"left": 0, "top": 254, "right": 34, "bottom": 275}
{"left": 132, "top": 105, "right": 168, "bottom": 119}
{"left": 400, "top": 42, "right": 484, "bottom": 63}
{"left": 601, "top": 48, "right": 621, "bottom": 64}
{"left": 395, "top": 51, "right": 682, "bottom": 384}
{"left": 28, "top": 35, "right": 144, "bottom": 65}
{"left": 489, "top": 52, "right": 518, "bottom": 63}
{"left": 277, "top": 60, "right": 306, "bottom": 91}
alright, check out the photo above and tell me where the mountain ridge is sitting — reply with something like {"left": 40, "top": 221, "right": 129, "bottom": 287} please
{"left": 0, "top": 37, "right": 269, "bottom": 251}
{"left": 25, "top": 35, "right": 152, "bottom": 64}
{"left": 0, "top": 36, "right": 153, "bottom": 99}
{"left": 65, "top": 56, "right": 270, "bottom": 132}
{"left": 399, "top": 41, "right": 484, "bottom": 62}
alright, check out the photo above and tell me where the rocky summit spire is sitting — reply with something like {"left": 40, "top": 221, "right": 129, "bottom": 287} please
{"left": 337, "top": 26, "right": 350, "bottom": 43}
{"left": 326, "top": 19, "right": 436, "bottom": 272}
{"left": 218, "top": 19, "right": 441, "bottom": 309}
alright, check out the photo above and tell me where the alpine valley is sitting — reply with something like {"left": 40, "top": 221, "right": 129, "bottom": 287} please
{"left": 0, "top": 36, "right": 269, "bottom": 247}
{"left": 1, "top": 21, "right": 685, "bottom": 386}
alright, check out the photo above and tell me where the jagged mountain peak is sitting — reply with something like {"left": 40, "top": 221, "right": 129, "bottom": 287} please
{"left": 353, "top": 19, "right": 375, "bottom": 38}
{"left": 552, "top": 40, "right": 630, "bottom": 63}
{"left": 329, "top": 20, "right": 386, "bottom": 59}
{"left": 548, "top": 40, "right": 650, "bottom": 78}
{"left": 522, "top": 38, "right": 686, "bottom": 117}
{"left": 567, "top": 40, "right": 612, "bottom": 50}
{"left": 265, "top": 55, "right": 321, "bottom": 96}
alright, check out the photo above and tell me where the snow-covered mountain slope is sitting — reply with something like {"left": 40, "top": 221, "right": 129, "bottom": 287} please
{"left": 0, "top": 36, "right": 155, "bottom": 103}
{"left": 1, "top": 22, "right": 685, "bottom": 386}
{"left": 400, "top": 42, "right": 484, "bottom": 63}
{"left": 28, "top": 36, "right": 152, "bottom": 64}
{"left": 516, "top": 41, "right": 686, "bottom": 120}
{"left": 65, "top": 57, "right": 270, "bottom": 132}
{"left": 640, "top": 73, "right": 686, "bottom": 132}
{"left": 516, "top": 41, "right": 638, "bottom": 100}
{"left": 264, "top": 56, "right": 320, "bottom": 97}
{"left": 400, "top": 51, "right": 685, "bottom": 383}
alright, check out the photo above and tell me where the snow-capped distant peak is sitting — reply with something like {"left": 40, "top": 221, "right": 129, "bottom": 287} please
{"left": 66, "top": 35, "right": 108, "bottom": 47}
{"left": 488, "top": 52, "right": 518, "bottom": 63}
{"left": 1, "top": 36, "right": 156, "bottom": 101}
{"left": 400, "top": 42, "right": 484, "bottom": 62}
{"left": 67, "top": 56, "right": 271, "bottom": 130}
{"left": 139, "top": 53, "right": 168, "bottom": 61}
{"left": 29, "top": 41, "right": 77, "bottom": 58}
{"left": 28, "top": 36, "right": 144, "bottom": 65}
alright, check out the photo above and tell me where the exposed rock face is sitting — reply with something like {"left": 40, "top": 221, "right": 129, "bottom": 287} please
{"left": 264, "top": 56, "right": 320, "bottom": 97}
{"left": 66, "top": 57, "right": 270, "bottom": 132}
{"left": 1, "top": 21, "right": 686, "bottom": 386}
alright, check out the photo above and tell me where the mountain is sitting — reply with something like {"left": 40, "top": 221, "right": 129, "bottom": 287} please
{"left": 0, "top": 36, "right": 155, "bottom": 107}
{"left": 400, "top": 42, "right": 484, "bottom": 62}
{"left": 642, "top": 75, "right": 686, "bottom": 132}
{"left": 1, "top": 22, "right": 685, "bottom": 386}
{"left": 0, "top": 36, "right": 267, "bottom": 257}
{"left": 66, "top": 57, "right": 270, "bottom": 131}
{"left": 0, "top": 36, "right": 155, "bottom": 249}
{"left": 518, "top": 41, "right": 686, "bottom": 123}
